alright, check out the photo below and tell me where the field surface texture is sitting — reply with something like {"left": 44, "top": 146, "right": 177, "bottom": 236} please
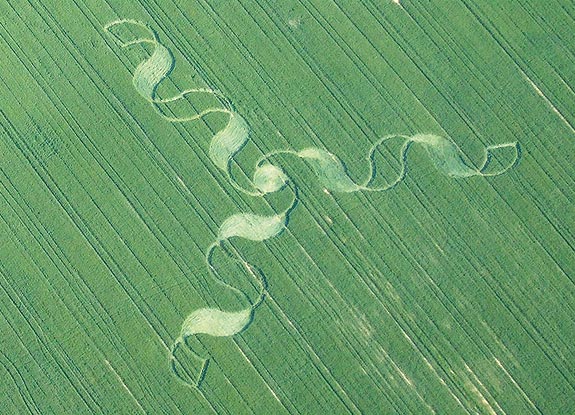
{"left": 0, "top": 1, "right": 574, "bottom": 414}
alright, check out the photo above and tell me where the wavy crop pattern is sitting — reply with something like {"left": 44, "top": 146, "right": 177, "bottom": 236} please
{"left": 104, "top": 19, "right": 520, "bottom": 388}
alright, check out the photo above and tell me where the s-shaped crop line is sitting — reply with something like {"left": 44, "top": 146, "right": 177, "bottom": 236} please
{"left": 104, "top": 19, "right": 520, "bottom": 388}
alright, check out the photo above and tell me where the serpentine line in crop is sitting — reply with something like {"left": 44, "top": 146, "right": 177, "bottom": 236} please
{"left": 104, "top": 19, "right": 520, "bottom": 388}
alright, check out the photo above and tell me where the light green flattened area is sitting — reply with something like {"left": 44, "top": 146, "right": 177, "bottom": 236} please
{"left": 0, "top": 1, "right": 573, "bottom": 414}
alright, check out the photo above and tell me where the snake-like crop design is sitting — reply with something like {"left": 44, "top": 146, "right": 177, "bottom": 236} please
{"left": 104, "top": 19, "right": 520, "bottom": 387}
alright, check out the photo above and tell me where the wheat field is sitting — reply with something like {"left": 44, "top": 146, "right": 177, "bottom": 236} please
{"left": 0, "top": 1, "right": 573, "bottom": 413}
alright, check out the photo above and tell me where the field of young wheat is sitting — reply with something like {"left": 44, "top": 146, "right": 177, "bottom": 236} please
{"left": 0, "top": 1, "right": 573, "bottom": 413}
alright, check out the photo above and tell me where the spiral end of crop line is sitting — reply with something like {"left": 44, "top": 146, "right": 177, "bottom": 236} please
{"left": 105, "top": 19, "right": 520, "bottom": 387}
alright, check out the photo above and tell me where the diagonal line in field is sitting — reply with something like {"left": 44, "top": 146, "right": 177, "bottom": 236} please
{"left": 104, "top": 359, "right": 147, "bottom": 414}
{"left": 523, "top": 74, "right": 575, "bottom": 135}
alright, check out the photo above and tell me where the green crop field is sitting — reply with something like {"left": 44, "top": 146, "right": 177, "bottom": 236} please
{"left": 0, "top": 1, "right": 574, "bottom": 413}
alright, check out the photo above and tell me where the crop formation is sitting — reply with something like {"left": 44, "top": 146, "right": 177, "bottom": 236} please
{"left": 0, "top": 1, "right": 573, "bottom": 414}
